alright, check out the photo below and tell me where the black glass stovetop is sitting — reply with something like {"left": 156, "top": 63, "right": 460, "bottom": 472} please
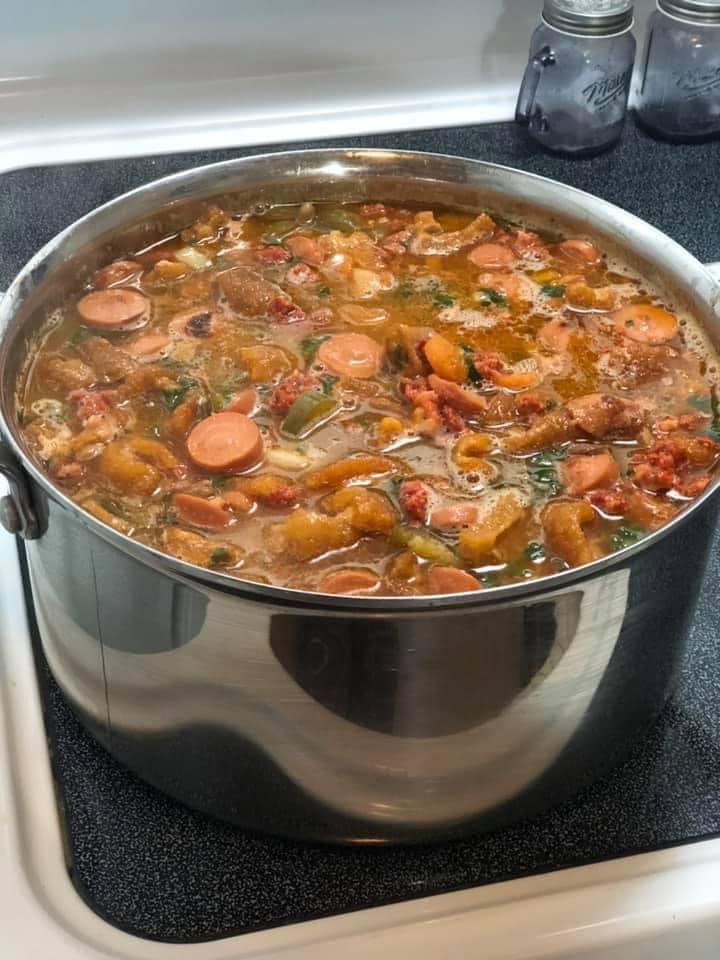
{"left": 4, "top": 119, "right": 720, "bottom": 944}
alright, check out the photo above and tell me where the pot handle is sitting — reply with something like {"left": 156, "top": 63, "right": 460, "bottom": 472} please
{"left": 0, "top": 439, "right": 43, "bottom": 539}
{"left": 0, "top": 288, "right": 43, "bottom": 539}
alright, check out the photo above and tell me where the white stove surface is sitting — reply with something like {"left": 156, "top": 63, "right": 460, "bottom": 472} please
{"left": 1, "top": 527, "right": 720, "bottom": 957}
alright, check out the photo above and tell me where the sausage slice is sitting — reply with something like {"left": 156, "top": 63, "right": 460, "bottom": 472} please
{"left": 317, "top": 333, "right": 383, "bottom": 379}
{"left": 426, "top": 566, "right": 482, "bottom": 593}
{"left": 187, "top": 412, "right": 263, "bottom": 473}
{"left": 173, "top": 493, "right": 232, "bottom": 529}
{"left": 77, "top": 289, "right": 150, "bottom": 330}
{"left": 468, "top": 243, "right": 515, "bottom": 269}
{"left": 318, "top": 569, "right": 380, "bottom": 595}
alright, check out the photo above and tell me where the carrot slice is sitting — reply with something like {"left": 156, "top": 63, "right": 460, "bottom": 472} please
{"left": 317, "top": 333, "right": 383, "bottom": 379}
{"left": 613, "top": 304, "right": 679, "bottom": 344}
{"left": 187, "top": 412, "right": 263, "bottom": 473}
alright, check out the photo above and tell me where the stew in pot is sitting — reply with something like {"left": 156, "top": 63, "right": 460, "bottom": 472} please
{"left": 18, "top": 200, "right": 720, "bottom": 595}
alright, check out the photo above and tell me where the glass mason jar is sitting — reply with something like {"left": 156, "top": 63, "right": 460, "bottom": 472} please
{"left": 636, "top": 1, "right": 720, "bottom": 142}
{"left": 516, "top": 0, "right": 636, "bottom": 156}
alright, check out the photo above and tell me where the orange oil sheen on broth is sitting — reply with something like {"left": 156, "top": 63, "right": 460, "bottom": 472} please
{"left": 18, "top": 199, "right": 720, "bottom": 596}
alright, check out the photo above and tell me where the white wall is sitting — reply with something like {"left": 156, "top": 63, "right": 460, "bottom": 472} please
{"left": 1, "top": 0, "right": 656, "bottom": 170}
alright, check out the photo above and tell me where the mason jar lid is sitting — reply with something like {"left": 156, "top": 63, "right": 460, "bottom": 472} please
{"left": 543, "top": 0, "right": 634, "bottom": 34}
{"left": 657, "top": 0, "right": 720, "bottom": 23}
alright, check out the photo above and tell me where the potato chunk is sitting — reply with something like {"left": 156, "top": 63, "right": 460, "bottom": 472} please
{"left": 457, "top": 493, "right": 527, "bottom": 564}
{"left": 542, "top": 500, "right": 596, "bottom": 567}
{"left": 276, "top": 509, "right": 356, "bottom": 561}
{"left": 304, "top": 455, "right": 397, "bottom": 490}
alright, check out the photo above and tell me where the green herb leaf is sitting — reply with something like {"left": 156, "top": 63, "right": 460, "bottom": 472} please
{"left": 479, "top": 288, "right": 507, "bottom": 307}
{"left": 98, "top": 497, "right": 125, "bottom": 517}
{"left": 210, "top": 547, "right": 231, "bottom": 566}
{"left": 145, "top": 425, "right": 162, "bottom": 439}
{"left": 320, "top": 208, "right": 363, "bottom": 233}
{"left": 459, "top": 342, "right": 481, "bottom": 383}
{"left": 394, "top": 278, "right": 416, "bottom": 300}
{"left": 432, "top": 291, "right": 454, "bottom": 309}
{"left": 316, "top": 285, "right": 331, "bottom": 298}
{"left": 545, "top": 399, "right": 557, "bottom": 410}
{"left": 159, "top": 356, "right": 185, "bottom": 370}
{"left": 299, "top": 335, "right": 330, "bottom": 363}
{"left": 320, "top": 374, "right": 339, "bottom": 396}
{"left": 211, "top": 477, "right": 229, "bottom": 490}
{"left": 281, "top": 390, "right": 337, "bottom": 436}
{"left": 527, "top": 447, "right": 568, "bottom": 496}
{"left": 69, "top": 326, "right": 92, "bottom": 346}
{"left": 540, "top": 284, "right": 565, "bottom": 298}
{"left": 260, "top": 219, "right": 296, "bottom": 244}
{"left": 525, "top": 541, "right": 545, "bottom": 562}
{"left": 391, "top": 343, "right": 409, "bottom": 369}
{"left": 163, "top": 376, "right": 199, "bottom": 411}
{"left": 688, "top": 393, "right": 712, "bottom": 414}
{"left": 611, "top": 524, "right": 645, "bottom": 550}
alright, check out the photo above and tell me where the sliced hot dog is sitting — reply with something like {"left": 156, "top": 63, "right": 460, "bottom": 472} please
{"left": 318, "top": 568, "right": 380, "bottom": 595}
{"left": 128, "top": 333, "right": 171, "bottom": 358}
{"left": 561, "top": 451, "right": 619, "bottom": 496}
{"left": 187, "top": 411, "right": 263, "bottom": 473}
{"left": 468, "top": 243, "right": 515, "bottom": 269}
{"left": 317, "top": 333, "right": 383, "bottom": 379}
{"left": 92, "top": 260, "right": 142, "bottom": 289}
{"left": 556, "top": 239, "right": 601, "bottom": 267}
{"left": 287, "top": 235, "right": 325, "bottom": 266}
{"left": 173, "top": 493, "right": 232, "bottom": 530}
{"left": 538, "top": 319, "right": 572, "bottom": 352}
{"left": 426, "top": 566, "right": 481, "bottom": 593}
{"left": 613, "top": 304, "right": 679, "bottom": 344}
{"left": 430, "top": 504, "right": 479, "bottom": 529}
{"left": 77, "top": 289, "right": 150, "bottom": 330}
{"left": 225, "top": 388, "right": 257, "bottom": 414}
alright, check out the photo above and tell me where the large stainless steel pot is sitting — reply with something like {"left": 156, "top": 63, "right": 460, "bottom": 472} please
{"left": 1, "top": 149, "right": 719, "bottom": 844}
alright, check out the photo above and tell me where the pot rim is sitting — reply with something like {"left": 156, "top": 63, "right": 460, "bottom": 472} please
{"left": 2, "top": 146, "right": 719, "bottom": 613}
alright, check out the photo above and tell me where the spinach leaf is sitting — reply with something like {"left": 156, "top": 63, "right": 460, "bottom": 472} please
{"left": 459, "top": 342, "right": 481, "bottom": 383}
{"left": 525, "top": 541, "right": 545, "bottom": 562}
{"left": 210, "top": 547, "right": 231, "bottom": 566}
{"left": 391, "top": 343, "right": 409, "bottom": 369}
{"left": 611, "top": 524, "right": 645, "bottom": 550}
{"left": 540, "top": 284, "right": 565, "bottom": 298}
{"left": 69, "top": 326, "right": 92, "bottom": 346}
{"left": 527, "top": 447, "right": 568, "bottom": 496}
{"left": 688, "top": 393, "right": 711, "bottom": 414}
{"left": 432, "top": 291, "right": 454, "bottom": 309}
{"left": 479, "top": 288, "right": 507, "bottom": 307}
{"left": 299, "top": 335, "right": 330, "bottom": 363}
{"left": 320, "top": 374, "right": 339, "bottom": 396}
{"left": 163, "top": 376, "right": 199, "bottom": 411}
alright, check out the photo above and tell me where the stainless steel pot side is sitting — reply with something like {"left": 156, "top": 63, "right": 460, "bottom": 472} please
{"left": 1, "top": 150, "right": 720, "bottom": 844}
